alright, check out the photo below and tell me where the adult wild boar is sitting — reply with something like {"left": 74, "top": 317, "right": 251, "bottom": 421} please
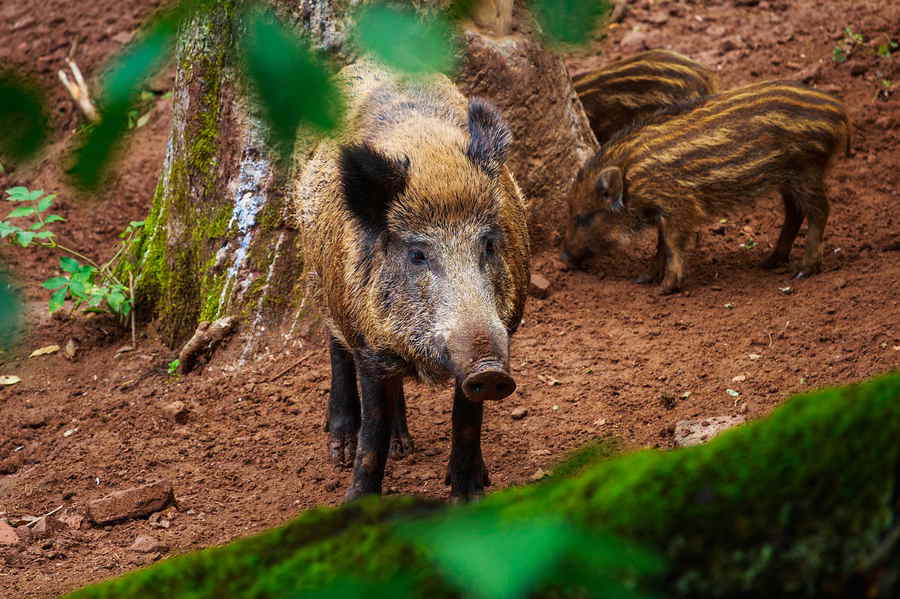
{"left": 299, "top": 63, "right": 530, "bottom": 501}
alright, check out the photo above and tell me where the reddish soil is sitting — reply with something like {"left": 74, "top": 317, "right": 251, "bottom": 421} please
{"left": 1, "top": 0, "right": 898, "bottom": 597}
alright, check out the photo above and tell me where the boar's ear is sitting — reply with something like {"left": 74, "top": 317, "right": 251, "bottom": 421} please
{"left": 595, "top": 166, "right": 625, "bottom": 212}
{"left": 340, "top": 144, "right": 410, "bottom": 231}
{"left": 466, "top": 98, "right": 511, "bottom": 178}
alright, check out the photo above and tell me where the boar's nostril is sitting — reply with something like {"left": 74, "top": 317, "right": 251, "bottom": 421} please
{"left": 462, "top": 369, "right": 516, "bottom": 402}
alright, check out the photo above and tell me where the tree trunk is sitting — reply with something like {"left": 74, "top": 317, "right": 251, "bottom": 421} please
{"left": 127, "top": 0, "right": 597, "bottom": 358}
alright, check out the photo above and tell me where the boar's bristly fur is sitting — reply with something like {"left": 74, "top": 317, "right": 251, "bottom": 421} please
{"left": 563, "top": 79, "right": 851, "bottom": 294}
{"left": 574, "top": 49, "right": 719, "bottom": 144}
{"left": 301, "top": 63, "right": 529, "bottom": 502}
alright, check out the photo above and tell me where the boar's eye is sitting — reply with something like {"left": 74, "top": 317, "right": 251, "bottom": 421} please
{"left": 484, "top": 236, "right": 496, "bottom": 257}
{"left": 407, "top": 247, "right": 429, "bottom": 267}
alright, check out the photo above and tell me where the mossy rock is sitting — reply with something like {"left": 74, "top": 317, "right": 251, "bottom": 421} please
{"left": 64, "top": 373, "right": 900, "bottom": 598}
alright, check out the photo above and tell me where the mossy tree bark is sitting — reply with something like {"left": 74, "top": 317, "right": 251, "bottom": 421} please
{"left": 127, "top": 0, "right": 597, "bottom": 355}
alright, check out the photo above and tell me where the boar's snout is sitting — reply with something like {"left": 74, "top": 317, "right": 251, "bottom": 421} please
{"left": 462, "top": 360, "right": 516, "bottom": 402}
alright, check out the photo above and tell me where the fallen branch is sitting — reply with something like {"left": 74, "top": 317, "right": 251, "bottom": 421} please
{"left": 177, "top": 316, "right": 237, "bottom": 374}
{"left": 269, "top": 351, "right": 314, "bottom": 382}
{"left": 58, "top": 47, "right": 99, "bottom": 123}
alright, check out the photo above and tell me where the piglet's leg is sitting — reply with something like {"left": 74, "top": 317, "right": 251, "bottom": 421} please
{"left": 635, "top": 226, "right": 668, "bottom": 285}
{"left": 659, "top": 220, "right": 690, "bottom": 295}
{"left": 344, "top": 361, "right": 401, "bottom": 502}
{"left": 446, "top": 382, "right": 491, "bottom": 502}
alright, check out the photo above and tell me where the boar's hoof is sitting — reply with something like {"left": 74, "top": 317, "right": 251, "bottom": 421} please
{"left": 758, "top": 253, "right": 788, "bottom": 270}
{"left": 462, "top": 369, "right": 516, "bottom": 403}
{"left": 634, "top": 270, "right": 662, "bottom": 285}
{"left": 329, "top": 432, "right": 357, "bottom": 469}
{"left": 389, "top": 431, "right": 415, "bottom": 459}
{"left": 792, "top": 264, "right": 821, "bottom": 279}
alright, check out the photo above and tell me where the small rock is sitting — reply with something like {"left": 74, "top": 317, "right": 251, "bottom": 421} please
{"left": 64, "top": 339, "right": 78, "bottom": 360}
{"left": 510, "top": 407, "right": 528, "bottom": 420}
{"left": 529, "top": 468, "right": 547, "bottom": 482}
{"left": 644, "top": 11, "right": 668, "bottom": 25}
{"left": 31, "top": 515, "right": 65, "bottom": 538}
{"left": 86, "top": 480, "right": 175, "bottom": 525}
{"left": 0, "top": 520, "right": 19, "bottom": 545}
{"left": 148, "top": 511, "right": 171, "bottom": 529}
{"left": 850, "top": 63, "right": 867, "bottom": 77}
{"left": 528, "top": 273, "right": 551, "bottom": 299}
{"left": 797, "top": 63, "right": 822, "bottom": 83}
{"left": 58, "top": 510, "right": 86, "bottom": 530}
{"left": 726, "top": 388, "right": 740, "bottom": 397}
{"left": 112, "top": 31, "right": 133, "bottom": 45}
{"left": 161, "top": 401, "right": 189, "bottom": 424}
{"left": 620, "top": 30, "right": 651, "bottom": 52}
{"left": 731, "top": 375, "right": 747, "bottom": 383}
{"left": 748, "top": 353, "right": 762, "bottom": 360}
{"left": 0, "top": 453, "right": 24, "bottom": 475}
{"left": 674, "top": 415, "right": 746, "bottom": 447}
{"left": 129, "top": 534, "right": 168, "bottom": 553}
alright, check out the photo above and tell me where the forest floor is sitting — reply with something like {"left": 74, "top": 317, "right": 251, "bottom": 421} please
{"left": 1, "top": 0, "right": 898, "bottom": 596}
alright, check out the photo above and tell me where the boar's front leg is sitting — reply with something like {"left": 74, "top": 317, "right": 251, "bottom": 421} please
{"left": 659, "top": 219, "right": 691, "bottom": 294}
{"left": 344, "top": 357, "right": 401, "bottom": 502}
{"left": 446, "top": 382, "right": 491, "bottom": 502}
{"left": 390, "top": 390, "right": 415, "bottom": 459}
{"left": 326, "top": 337, "right": 360, "bottom": 469}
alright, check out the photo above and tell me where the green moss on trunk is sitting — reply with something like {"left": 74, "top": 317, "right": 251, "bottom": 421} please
{"left": 64, "top": 374, "right": 900, "bottom": 599}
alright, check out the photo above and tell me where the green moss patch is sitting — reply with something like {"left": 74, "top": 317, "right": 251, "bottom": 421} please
{"left": 65, "top": 374, "right": 900, "bottom": 598}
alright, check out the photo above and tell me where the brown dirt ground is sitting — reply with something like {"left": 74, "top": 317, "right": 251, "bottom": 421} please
{"left": 1, "top": 0, "right": 899, "bottom": 597}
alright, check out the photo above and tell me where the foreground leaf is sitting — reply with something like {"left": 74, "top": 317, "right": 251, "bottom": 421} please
{"left": 0, "top": 70, "right": 49, "bottom": 163}
{"left": 69, "top": 11, "right": 181, "bottom": 188}
{"left": 354, "top": 3, "right": 456, "bottom": 74}
{"left": 530, "top": 0, "right": 611, "bottom": 46}
{"left": 239, "top": 8, "right": 343, "bottom": 160}
{"left": 0, "top": 270, "right": 22, "bottom": 349}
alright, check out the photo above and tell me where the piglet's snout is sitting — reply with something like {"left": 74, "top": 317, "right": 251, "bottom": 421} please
{"left": 462, "top": 360, "right": 515, "bottom": 402}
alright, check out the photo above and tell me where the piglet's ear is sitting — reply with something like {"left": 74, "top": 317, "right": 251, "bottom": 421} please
{"left": 340, "top": 144, "right": 410, "bottom": 231}
{"left": 466, "top": 98, "right": 511, "bottom": 178}
{"left": 595, "top": 166, "right": 625, "bottom": 212}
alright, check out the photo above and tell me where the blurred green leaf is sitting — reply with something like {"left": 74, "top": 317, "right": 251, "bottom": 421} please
{"left": 239, "top": 9, "right": 343, "bottom": 161}
{"left": 354, "top": 3, "right": 456, "bottom": 74}
{"left": 42, "top": 277, "right": 69, "bottom": 290}
{"left": 0, "top": 222, "right": 18, "bottom": 238}
{"left": 530, "top": 0, "right": 610, "bottom": 46}
{"left": 0, "top": 269, "right": 23, "bottom": 350}
{"left": 69, "top": 11, "right": 181, "bottom": 188}
{"left": 398, "top": 509, "right": 661, "bottom": 599}
{"left": 44, "top": 214, "right": 66, "bottom": 224}
{"left": 0, "top": 70, "right": 49, "bottom": 163}
{"left": 35, "top": 231, "right": 55, "bottom": 239}
{"left": 49, "top": 286, "right": 67, "bottom": 313}
{"left": 5, "top": 187, "right": 29, "bottom": 201}
{"left": 60, "top": 256, "right": 80, "bottom": 273}
{"left": 68, "top": 278, "right": 87, "bottom": 299}
{"left": 6, "top": 205, "right": 35, "bottom": 219}
{"left": 37, "top": 194, "right": 55, "bottom": 212}
{"left": 15, "top": 231, "right": 35, "bottom": 247}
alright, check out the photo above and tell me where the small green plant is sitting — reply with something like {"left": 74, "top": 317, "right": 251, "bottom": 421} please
{"left": 742, "top": 238, "right": 757, "bottom": 250}
{"left": 877, "top": 39, "right": 898, "bottom": 57}
{"left": 833, "top": 26, "right": 864, "bottom": 64}
{"left": 1, "top": 186, "right": 143, "bottom": 343}
{"left": 832, "top": 46, "right": 847, "bottom": 64}
{"left": 167, "top": 358, "right": 180, "bottom": 376}
{"left": 877, "top": 78, "right": 895, "bottom": 101}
